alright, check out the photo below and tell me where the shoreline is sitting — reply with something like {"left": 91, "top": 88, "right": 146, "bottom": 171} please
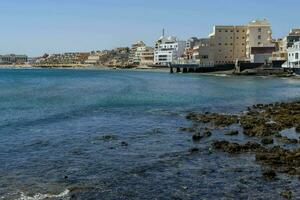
{"left": 0, "top": 65, "right": 300, "bottom": 79}
{"left": 0, "top": 65, "right": 171, "bottom": 73}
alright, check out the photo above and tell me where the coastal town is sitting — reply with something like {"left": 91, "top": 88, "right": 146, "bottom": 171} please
{"left": 1, "top": 1, "right": 300, "bottom": 197}
{"left": 1, "top": 19, "right": 300, "bottom": 75}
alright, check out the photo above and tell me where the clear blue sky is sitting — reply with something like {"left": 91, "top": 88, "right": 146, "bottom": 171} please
{"left": 0, "top": 0, "right": 299, "bottom": 56}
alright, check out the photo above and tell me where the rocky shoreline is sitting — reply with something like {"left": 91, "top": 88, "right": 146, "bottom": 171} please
{"left": 181, "top": 101, "right": 300, "bottom": 199}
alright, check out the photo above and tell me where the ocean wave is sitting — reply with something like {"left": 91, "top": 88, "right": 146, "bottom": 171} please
{"left": 17, "top": 189, "right": 70, "bottom": 200}
{"left": 213, "top": 74, "right": 229, "bottom": 77}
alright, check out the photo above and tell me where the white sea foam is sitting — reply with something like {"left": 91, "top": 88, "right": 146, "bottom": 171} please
{"left": 214, "top": 74, "right": 228, "bottom": 77}
{"left": 17, "top": 189, "right": 70, "bottom": 200}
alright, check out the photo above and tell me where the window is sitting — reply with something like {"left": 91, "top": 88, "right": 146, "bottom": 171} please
{"left": 237, "top": 30, "right": 240, "bottom": 33}
{"left": 258, "top": 28, "right": 262, "bottom": 33}
{"left": 219, "top": 43, "right": 222, "bottom": 45}
{"left": 258, "top": 42, "right": 261, "bottom": 45}
{"left": 237, "top": 37, "right": 239, "bottom": 39}
{"left": 296, "top": 53, "right": 299, "bottom": 59}
{"left": 258, "top": 35, "right": 261, "bottom": 40}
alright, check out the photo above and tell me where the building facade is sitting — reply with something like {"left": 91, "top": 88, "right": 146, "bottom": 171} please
{"left": 140, "top": 47, "right": 154, "bottom": 65}
{"left": 154, "top": 36, "right": 186, "bottom": 65}
{"left": 285, "top": 41, "right": 300, "bottom": 69}
{"left": 0, "top": 54, "right": 28, "bottom": 64}
{"left": 246, "top": 19, "right": 273, "bottom": 58}
{"left": 129, "top": 41, "right": 146, "bottom": 64}
{"left": 184, "top": 37, "right": 201, "bottom": 60}
{"left": 206, "top": 19, "right": 274, "bottom": 65}
{"left": 283, "top": 29, "right": 300, "bottom": 50}
{"left": 85, "top": 55, "right": 100, "bottom": 65}
{"left": 192, "top": 38, "right": 213, "bottom": 66}
{"left": 209, "top": 25, "right": 247, "bottom": 64}
{"left": 270, "top": 38, "right": 287, "bottom": 61}
{"left": 250, "top": 47, "right": 276, "bottom": 63}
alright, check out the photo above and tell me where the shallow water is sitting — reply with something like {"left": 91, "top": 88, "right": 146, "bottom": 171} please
{"left": 0, "top": 69, "right": 300, "bottom": 199}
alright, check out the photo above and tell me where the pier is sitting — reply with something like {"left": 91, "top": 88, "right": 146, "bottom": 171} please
{"left": 169, "top": 64, "right": 235, "bottom": 73}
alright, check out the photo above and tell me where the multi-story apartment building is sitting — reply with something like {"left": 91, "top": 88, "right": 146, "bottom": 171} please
{"left": 271, "top": 29, "right": 300, "bottom": 64}
{"left": 283, "top": 29, "right": 300, "bottom": 50}
{"left": 0, "top": 54, "right": 28, "bottom": 64}
{"left": 209, "top": 25, "right": 247, "bottom": 64}
{"left": 270, "top": 38, "right": 287, "bottom": 61}
{"left": 192, "top": 38, "right": 213, "bottom": 66}
{"left": 130, "top": 46, "right": 154, "bottom": 65}
{"left": 129, "top": 41, "right": 146, "bottom": 64}
{"left": 154, "top": 36, "right": 186, "bottom": 65}
{"left": 207, "top": 19, "right": 274, "bottom": 65}
{"left": 246, "top": 19, "right": 273, "bottom": 58}
{"left": 139, "top": 47, "right": 154, "bottom": 65}
{"left": 184, "top": 37, "right": 201, "bottom": 60}
{"left": 85, "top": 55, "right": 101, "bottom": 65}
{"left": 284, "top": 41, "right": 300, "bottom": 69}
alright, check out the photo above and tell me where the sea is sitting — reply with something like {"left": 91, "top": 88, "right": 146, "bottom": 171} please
{"left": 0, "top": 68, "right": 300, "bottom": 199}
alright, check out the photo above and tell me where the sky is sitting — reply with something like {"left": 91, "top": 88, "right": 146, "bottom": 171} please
{"left": 0, "top": 0, "right": 299, "bottom": 56}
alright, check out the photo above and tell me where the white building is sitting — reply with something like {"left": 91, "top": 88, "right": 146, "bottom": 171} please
{"left": 85, "top": 55, "right": 100, "bottom": 65}
{"left": 154, "top": 36, "right": 186, "bottom": 65}
{"left": 133, "top": 46, "right": 147, "bottom": 64}
{"left": 129, "top": 41, "right": 146, "bottom": 64}
{"left": 284, "top": 41, "right": 300, "bottom": 69}
{"left": 0, "top": 54, "right": 28, "bottom": 64}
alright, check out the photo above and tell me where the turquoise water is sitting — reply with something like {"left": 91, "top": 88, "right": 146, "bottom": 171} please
{"left": 0, "top": 69, "right": 300, "bottom": 199}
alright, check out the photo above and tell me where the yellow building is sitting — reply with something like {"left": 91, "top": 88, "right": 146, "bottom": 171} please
{"left": 246, "top": 19, "right": 273, "bottom": 58}
{"left": 192, "top": 38, "right": 213, "bottom": 66}
{"left": 209, "top": 26, "right": 247, "bottom": 64}
{"left": 208, "top": 19, "right": 274, "bottom": 65}
{"left": 271, "top": 38, "right": 287, "bottom": 61}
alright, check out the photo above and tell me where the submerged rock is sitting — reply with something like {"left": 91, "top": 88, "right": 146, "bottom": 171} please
{"left": 256, "top": 146, "right": 300, "bottom": 176}
{"left": 184, "top": 100, "right": 300, "bottom": 179}
{"left": 95, "top": 135, "right": 118, "bottom": 141}
{"left": 296, "top": 126, "right": 300, "bottom": 133}
{"left": 212, "top": 140, "right": 263, "bottom": 154}
{"left": 262, "top": 169, "right": 277, "bottom": 179}
{"left": 280, "top": 190, "right": 292, "bottom": 199}
{"left": 179, "top": 127, "right": 196, "bottom": 133}
{"left": 192, "top": 130, "right": 212, "bottom": 142}
{"left": 121, "top": 141, "right": 129, "bottom": 146}
{"left": 203, "top": 129, "right": 212, "bottom": 137}
{"left": 186, "top": 112, "right": 238, "bottom": 127}
{"left": 189, "top": 147, "right": 200, "bottom": 154}
{"left": 225, "top": 130, "right": 239, "bottom": 136}
{"left": 192, "top": 133, "right": 203, "bottom": 141}
{"left": 261, "top": 137, "right": 274, "bottom": 145}
{"left": 278, "top": 136, "right": 298, "bottom": 144}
